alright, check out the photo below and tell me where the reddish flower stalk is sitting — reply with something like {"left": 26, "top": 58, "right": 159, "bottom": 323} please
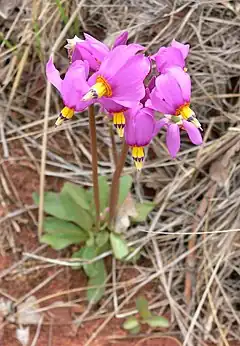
{"left": 88, "top": 105, "right": 100, "bottom": 231}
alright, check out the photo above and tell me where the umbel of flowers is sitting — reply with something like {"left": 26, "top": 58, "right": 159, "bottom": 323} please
{"left": 46, "top": 32, "right": 202, "bottom": 170}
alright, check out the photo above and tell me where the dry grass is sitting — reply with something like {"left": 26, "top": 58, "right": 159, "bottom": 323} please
{"left": 0, "top": 0, "right": 240, "bottom": 345}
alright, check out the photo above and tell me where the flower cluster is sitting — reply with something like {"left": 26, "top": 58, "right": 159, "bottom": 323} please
{"left": 46, "top": 32, "right": 202, "bottom": 170}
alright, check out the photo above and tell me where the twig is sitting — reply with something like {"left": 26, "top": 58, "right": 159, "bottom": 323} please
{"left": 88, "top": 105, "right": 100, "bottom": 230}
{"left": 184, "top": 183, "right": 217, "bottom": 306}
{"left": 38, "top": 80, "right": 51, "bottom": 239}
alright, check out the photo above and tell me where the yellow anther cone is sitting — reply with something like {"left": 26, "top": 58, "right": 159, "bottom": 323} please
{"left": 132, "top": 146, "right": 144, "bottom": 170}
{"left": 55, "top": 107, "right": 74, "bottom": 127}
{"left": 113, "top": 112, "right": 125, "bottom": 138}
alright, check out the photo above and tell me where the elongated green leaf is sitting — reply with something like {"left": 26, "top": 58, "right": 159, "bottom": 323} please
{"left": 33, "top": 191, "right": 92, "bottom": 231}
{"left": 80, "top": 246, "right": 97, "bottom": 277}
{"left": 136, "top": 296, "right": 151, "bottom": 320}
{"left": 96, "top": 231, "right": 109, "bottom": 248}
{"left": 59, "top": 192, "right": 93, "bottom": 231}
{"left": 62, "top": 182, "right": 90, "bottom": 211}
{"left": 132, "top": 201, "right": 155, "bottom": 222}
{"left": 79, "top": 246, "right": 106, "bottom": 278}
{"left": 71, "top": 247, "right": 85, "bottom": 269}
{"left": 40, "top": 229, "right": 86, "bottom": 250}
{"left": 110, "top": 233, "right": 129, "bottom": 260}
{"left": 33, "top": 192, "right": 67, "bottom": 218}
{"left": 144, "top": 315, "right": 169, "bottom": 328}
{"left": 98, "top": 176, "right": 109, "bottom": 212}
{"left": 118, "top": 175, "right": 132, "bottom": 206}
{"left": 43, "top": 217, "right": 86, "bottom": 234}
{"left": 87, "top": 260, "right": 106, "bottom": 303}
{"left": 122, "top": 317, "right": 139, "bottom": 330}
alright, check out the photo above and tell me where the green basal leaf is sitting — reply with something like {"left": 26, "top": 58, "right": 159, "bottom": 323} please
{"left": 96, "top": 231, "right": 109, "bottom": 248}
{"left": 118, "top": 175, "right": 132, "bottom": 206}
{"left": 71, "top": 247, "right": 85, "bottom": 269}
{"left": 61, "top": 182, "right": 90, "bottom": 211}
{"left": 132, "top": 201, "right": 155, "bottom": 223}
{"left": 59, "top": 192, "right": 93, "bottom": 231}
{"left": 98, "top": 176, "right": 109, "bottom": 212}
{"left": 129, "top": 325, "right": 141, "bottom": 334}
{"left": 87, "top": 260, "right": 106, "bottom": 303}
{"left": 136, "top": 296, "right": 151, "bottom": 320}
{"left": 144, "top": 315, "right": 169, "bottom": 328}
{"left": 122, "top": 317, "right": 139, "bottom": 330}
{"left": 86, "top": 235, "right": 95, "bottom": 247}
{"left": 110, "top": 233, "right": 129, "bottom": 260}
{"left": 81, "top": 246, "right": 98, "bottom": 277}
{"left": 43, "top": 217, "right": 86, "bottom": 234}
{"left": 79, "top": 246, "right": 106, "bottom": 278}
{"left": 33, "top": 191, "right": 93, "bottom": 231}
{"left": 33, "top": 192, "right": 68, "bottom": 219}
{"left": 40, "top": 229, "right": 87, "bottom": 250}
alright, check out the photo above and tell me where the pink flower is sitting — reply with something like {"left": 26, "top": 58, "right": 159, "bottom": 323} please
{"left": 46, "top": 57, "right": 91, "bottom": 126}
{"left": 146, "top": 67, "right": 202, "bottom": 129}
{"left": 71, "top": 31, "right": 143, "bottom": 71}
{"left": 141, "top": 76, "right": 156, "bottom": 106}
{"left": 124, "top": 107, "right": 157, "bottom": 170}
{"left": 156, "top": 117, "right": 202, "bottom": 158}
{"left": 82, "top": 45, "right": 150, "bottom": 135}
{"left": 152, "top": 39, "right": 190, "bottom": 74}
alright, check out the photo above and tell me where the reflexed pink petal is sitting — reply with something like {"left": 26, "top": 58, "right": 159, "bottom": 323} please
{"left": 124, "top": 108, "right": 137, "bottom": 146}
{"left": 100, "top": 98, "right": 127, "bottom": 113}
{"left": 61, "top": 61, "right": 90, "bottom": 109}
{"left": 110, "top": 54, "right": 150, "bottom": 107}
{"left": 155, "top": 47, "right": 185, "bottom": 73}
{"left": 112, "top": 31, "right": 128, "bottom": 48}
{"left": 153, "top": 118, "right": 169, "bottom": 136}
{"left": 99, "top": 45, "right": 145, "bottom": 81}
{"left": 84, "top": 33, "right": 109, "bottom": 61}
{"left": 135, "top": 108, "right": 155, "bottom": 146}
{"left": 182, "top": 120, "right": 203, "bottom": 145}
{"left": 125, "top": 107, "right": 154, "bottom": 146}
{"left": 147, "top": 87, "right": 175, "bottom": 114}
{"left": 171, "top": 39, "right": 190, "bottom": 59}
{"left": 166, "top": 67, "right": 191, "bottom": 102}
{"left": 124, "top": 43, "right": 145, "bottom": 55}
{"left": 72, "top": 44, "right": 100, "bottom": 71}
{"left": 46, "top": 57, "right": 62, "bottom": 92}
{"left": 166, "top": 123, "right": 180, "bottom": 158}
{"left": 155, "top": 74, "right": 184, "bottom": 111}
{"left": 98, "top": 45, "right": 130, "bottom": 80}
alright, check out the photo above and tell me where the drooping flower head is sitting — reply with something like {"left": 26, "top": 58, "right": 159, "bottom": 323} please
{"left": 146, "top": 66, "right": 202, "bottom": 130}
{"left": 156, "top": 116, "right": 202, "bottom": 158}
{"left": 124, "top": 106, "right": 157, "bottom": 170}
{"left": 152, "top": 40, "right": 190, "bottom": 74}
{"left": 68, "top": 31, "right": 143, "bottom": 72}
{"left": 82, "top": 45, "right": 151, "bottom": 135}
{"left": 46, "top": 57, "right": 91, "bottom": 126}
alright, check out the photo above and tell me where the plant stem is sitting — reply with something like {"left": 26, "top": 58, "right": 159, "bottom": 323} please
{"left": 88, "top": 105, "right": 100, "bottom": 231}
{"left": 109, "top": 125, "right": 118, "bottom": 166}
{"left": 108, "top": 141, "right": 129, "bottom": 228}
